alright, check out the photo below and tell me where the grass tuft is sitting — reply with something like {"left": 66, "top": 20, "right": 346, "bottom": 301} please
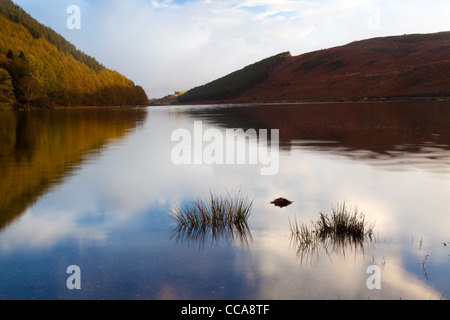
{"left": 170, "top": 190, "right": 253, "bottom": 247}
{"left": 316, "top": 202, "right": 375, "bottom": 242}
{"left": 290, "top": 202, "right": 376, "bottom": 263}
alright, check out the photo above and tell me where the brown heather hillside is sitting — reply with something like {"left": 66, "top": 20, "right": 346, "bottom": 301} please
{"left": 205, "top": 32, "right": 450, "bottom": 103}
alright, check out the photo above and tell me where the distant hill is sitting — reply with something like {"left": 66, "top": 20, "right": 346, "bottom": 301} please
{"left": 0, "top": 0, "right": 148, "bottom": 110}
{"left": 149, "top": 91, "right": 186, "bottom": 106}
{"left": 177, "top": 52, "right": 291, "bottom": 104}
{"left": 177, "top": 32, "right": 450, "bottom": 104}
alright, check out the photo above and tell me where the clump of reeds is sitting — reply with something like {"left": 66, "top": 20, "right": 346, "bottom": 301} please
{"left": 170, "top": 191, "right": 253, "bottom": 229}
{"left": 170, "top": 190, "right": 253, "bottom": 247}
{"left": 289, "top": 202, "right": 376, "bottom": 262}
{"left": 316, "top": 202, "right": 375, "bottom": 242}
{"left": 289, "top": 216, "right": 319, "bottom": 261}
{"left": 289, "top": 216, "right": 315, "bottom": 246}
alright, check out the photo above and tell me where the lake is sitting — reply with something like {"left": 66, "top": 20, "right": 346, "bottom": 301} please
{"left": 0, "top": 101, "right": 449, "bottom": 300}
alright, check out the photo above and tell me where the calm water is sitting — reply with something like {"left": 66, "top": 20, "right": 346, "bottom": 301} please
{"left": 0, "top": 102, "right": 449, "bottom": 300}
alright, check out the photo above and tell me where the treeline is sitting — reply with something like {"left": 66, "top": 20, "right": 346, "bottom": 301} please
{"left": 0, "top": 0, "right": 148, "bottom": 110}
{"left": 178, "top": 52, "right": 291, "bottom": 103}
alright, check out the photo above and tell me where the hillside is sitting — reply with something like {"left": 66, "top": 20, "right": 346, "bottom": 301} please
{"left": 177, "top": 52, "right": 291, "bottom": 104}
{"left": 177, "top": 31, "right": 450, "bottom": 104}
{"left": 0, "top": 0, "right": 148, "bottom": 110}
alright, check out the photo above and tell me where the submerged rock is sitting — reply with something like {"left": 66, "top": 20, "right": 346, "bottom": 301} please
{"left": 271, "top": 197, "right": 292, "bottom": 208}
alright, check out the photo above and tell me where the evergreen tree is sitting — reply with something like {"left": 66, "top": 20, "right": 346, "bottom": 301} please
{"left": 6, "top": 49, "right": 14, "bottom": 59}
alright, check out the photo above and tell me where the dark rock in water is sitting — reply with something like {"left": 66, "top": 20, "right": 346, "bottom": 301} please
{"left": 271, "top": 197, "right": 292, "bottom": 208}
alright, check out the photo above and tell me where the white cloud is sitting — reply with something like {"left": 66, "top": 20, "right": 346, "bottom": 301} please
{"left": 151, "top": 0, "right": 178, "bottom": 9}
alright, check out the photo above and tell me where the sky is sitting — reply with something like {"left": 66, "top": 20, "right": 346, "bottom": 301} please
{"left": 12, "top": 0, "right": 450, "bottom": 98}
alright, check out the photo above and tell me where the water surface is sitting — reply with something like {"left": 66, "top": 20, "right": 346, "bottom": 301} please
{"left": 1, "top": 102, "right": 449, "bottom": 300}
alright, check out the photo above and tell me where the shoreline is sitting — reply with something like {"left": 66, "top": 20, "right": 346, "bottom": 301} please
{"left": 149, "top": 96, "right": 450, "bottom": 107}
{"left": 51, "top": 105, "right": 146, "bottom": 109}
{"left": 4, "top": 105, "right": 147, "bottom": 111}
{"left": 5, "top": 97, "right": 449, "bottom": 110}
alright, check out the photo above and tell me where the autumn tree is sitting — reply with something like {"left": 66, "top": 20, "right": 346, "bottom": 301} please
{"left": 0, "top": 68, "right": 15, "bottom": 110}
{"left": 17, "top": 76, "right": 44, "bottom": 108}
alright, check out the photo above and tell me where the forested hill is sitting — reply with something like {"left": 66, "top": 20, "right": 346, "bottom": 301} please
{"left": 177, "top": 52, "right": 291, "bottom": 104}
{"left": 0, "top": 0, "right": 148, "bottom": 110}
